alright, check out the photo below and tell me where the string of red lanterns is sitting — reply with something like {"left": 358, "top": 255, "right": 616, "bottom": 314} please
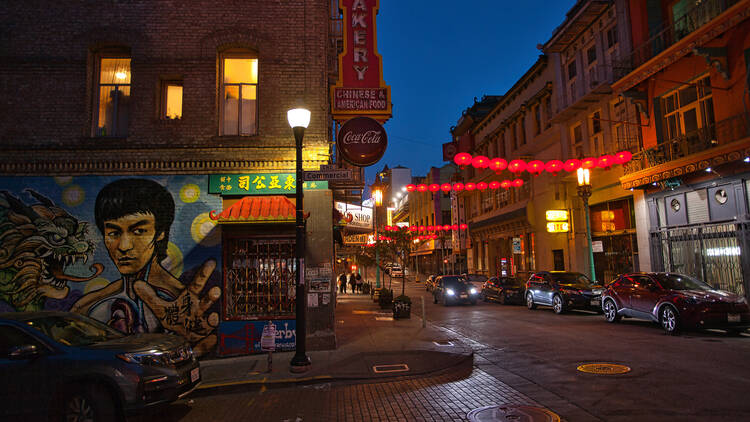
{"left": 382, "top": 224, "right": 468, "bottom": 232}
{"left": 453, "top": 151, "right": 632, "bottom": 172}
{"left": 406, "top": 178, "right": 523, "bottom": 193}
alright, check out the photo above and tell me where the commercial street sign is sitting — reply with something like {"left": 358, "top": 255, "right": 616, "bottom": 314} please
{"left": 303, "top": 169, "right": 353, "bottom": 182}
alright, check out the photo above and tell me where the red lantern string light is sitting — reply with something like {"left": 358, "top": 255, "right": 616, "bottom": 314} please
{"left": 597, "top": 155, "right": 615, "bottom": 169}
{"left": 477, "top": 182, "right": 488, "bottom": 190}
{"left": 512, "top": 178, "right": 524, "bottom": 187}
{"left": 441, "top": 183, "right": 452, "bottom": 193}
{"left": 489, "top": 158, "right": 508, "bottom": 174}
{"left": 472, "top": 155, "right": 490, "bottom": 169}
{"left": 508, "top": 159, "right": 527, "bottom": 174}
{"left": 442, "top": 224, "right": 451, "bottom": 231}
{"left": 406, "top": 184, "right": 416, "bottom": 192}
{"left": 452, "top": 182, "right": 464, "bottom": 192}
{"left": 417, "top": 184, "right": 428, "bottom": 192}
{"left": 454, "top": 152, "right": 472, "bottom": 168}
{"left": 489, "top": 181, "right": 500, "bottom": 189}
{"left": 615, "top": 150, "right": 632, "bottom": 164}
{"left": 431, "top": 234, "right": 438, "bottom": 239}
{"left": 428, "top": 183, "right": 440, "bottom": 192}
{"left": 527, "top": 160, "right": 545, "bottom": 175}
{"left": 384, "top": 225, "right": 391, "bottom": 231}
{"left": 545, "top": 160, "right": 564, "bottom": 175}
{"left": 410, "top": 226, "right": 418, "bottom": 232}
{"left": 418, "top": 225, "right": 426, "bottom": 232}
{"left": 460, "top": 223, "right": 468, "bottom": 230}
{"left": 563, "top": 159, "right": 581, "bottom": 172}
{"left": 451, "top": 224, "right": 459, "bottom": 230}
{"left": 500, "top": 180, "right": 511, "bottom": 189}
{"left": 581, "top": 157, "right": 597, "bottom": 169}
{"left": 427, "top": 225, "right": 434, "bottom": 231}
{"left": 465, "top": 182, "right": 476, "bottom": 191}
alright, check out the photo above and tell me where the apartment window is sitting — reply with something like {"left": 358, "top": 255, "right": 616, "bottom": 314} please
{"left": 661, "top": 76, "right": 714, "bottom": 142}
{"left": 606, "top": 25, "right": 618, "bottom": 48}
{"left": 586, "top": 46, "right": 597, "bottom": 65}
{"left": 591, "top": 111, "right": 602, "bottom": 134}
{"left": 544, "top": 96, "right": 552, "bottom": 128}
{"left": 161, "top": 80, "right": 183, "bottom": 120}
{"left": 96, "top": 57, "right": 131, "bottom": 137}
{"left": 512, "top": 123, "right": 518, "bottom": 150}
{"left": 568, "top": 58, "right": 578, "bottom": 103}
{"left": 533, "top": 105, "right": 541, "bottom": 135}
{"left": 568, "top": 60, "right": 577, "bottom": 80}
{"left": 518, "top": 118, "right": 526, "bottom": 145}
{"left": 571, "top": 123, "right": 584, "bottom": 158}
{"left": 221, "top": 53, "right": 258, "bottom": 135}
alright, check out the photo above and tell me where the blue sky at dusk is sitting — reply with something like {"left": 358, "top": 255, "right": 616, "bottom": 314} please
{"left": 368, "top": 0, "right": 577, "bottom": 185}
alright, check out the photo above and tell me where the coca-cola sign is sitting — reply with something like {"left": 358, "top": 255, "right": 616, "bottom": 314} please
{"left": 338, "top": 116, "right": 387, "bottom": 167}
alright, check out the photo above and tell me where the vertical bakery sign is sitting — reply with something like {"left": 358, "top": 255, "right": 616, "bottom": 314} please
{"left": 331, "top": 0, "right": 392, "bottom": 122}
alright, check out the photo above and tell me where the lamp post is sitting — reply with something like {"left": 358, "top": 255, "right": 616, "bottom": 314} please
{"left": 288, "top": 107, "right": 311, "bottom": 373}
{"left": 371, "top": 177, "right": 383, "bottom": 288}
{"left": 577, "top": 168, "right": 596, "bottom": 282}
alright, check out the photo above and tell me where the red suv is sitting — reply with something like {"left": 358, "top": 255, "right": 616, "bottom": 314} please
{"left": 601, "top": 272, "right": 750, "bottom": 335}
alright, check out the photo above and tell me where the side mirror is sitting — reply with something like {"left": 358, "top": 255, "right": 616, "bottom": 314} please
{"left": 9, "top": 344, "right": 41, "bottom": 360}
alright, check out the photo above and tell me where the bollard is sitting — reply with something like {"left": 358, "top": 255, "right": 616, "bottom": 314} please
{"left": 267, "top": 350, "right": 273, "bottom": 373}
{"left": 421, "top": 296, "right": 426, "bottom": 328}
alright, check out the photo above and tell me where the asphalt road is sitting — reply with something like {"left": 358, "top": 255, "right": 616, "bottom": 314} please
{"left": 401, "top": 277, "right": 750, "bottom": 421}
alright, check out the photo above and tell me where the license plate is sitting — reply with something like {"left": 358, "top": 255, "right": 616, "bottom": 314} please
{"left": 190, "top": 367, "right": 200, "bottom": 383}
{"left": 728, "top": 314, "right": 741, "bottom": 323}
{"left": 590, "top": 299, "right": 601, "bottom": 307}
{"left": 460, "top": 294, "right": 468, "bottom": 298}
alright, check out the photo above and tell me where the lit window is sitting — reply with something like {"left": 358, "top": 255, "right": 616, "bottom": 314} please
{"left": 162, "top": 81, "right": 183, "bottom": 120}
{"left": 661, "top": 76, "right": 713, "bottom": 142}
{"left": 221, "top": 55, "right": 258, "bottom": 135}
{"left": 96, "top": 57, "right": 131, "bottom": 137}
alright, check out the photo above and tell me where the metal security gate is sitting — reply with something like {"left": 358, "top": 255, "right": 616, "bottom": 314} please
{"left": 650, "top": 222, "right": 748, "bottom": 297}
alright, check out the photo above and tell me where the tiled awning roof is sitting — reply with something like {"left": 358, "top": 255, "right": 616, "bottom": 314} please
{"left": 209, "top": 196, "right": 303, "bottom": 224}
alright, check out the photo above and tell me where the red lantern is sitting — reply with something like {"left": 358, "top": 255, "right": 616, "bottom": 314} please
{"left": 615, "top": 150, "right": 632, "bottom": 164}
{"left": 465, "top": 182, "right": 476, "bottom": 191}
{"left": 417, "top": 184, "right": 428, "bottom": 192}
{"left": 489, "top": 181, "right": 500, "bottom": 189}
{"left": 500, "top": 180, "right": 511, "bottom": 189}
{"left": 406, "top": 184, "right": 416, "bottom": 192}
{"left": 451, "top": 224, "right": 459, "bottom": 230}
{"left": 472, "top": 155, "right": 490, "bottom": 169}
{"left": 460, "top": 223, "right": 468, "bottom": 230}
{"left": 489, "top": 158, "right": 508, "bottom": 173}
{"left": 597, "top": 155, "right": 615, "bottom": 169}
{"left": 431, "top": 234, "right": 438, "bottom": 239}
{"left": 563, "top": 159, "right": 581, "bottom": 172}
{"left": 427, "top": 225, "right": 434, "bottom": 231}
{"left": 527, "top": 160, "right": 545, "bottom": 175}
{"left": 435, "top": 225, "right": 442, "bottom": 231}
{"left": 452, "top": 182, "right": 464, "bottom": 192}
{"left": 418, "top": 225, "right": 426, "bottom": 232}
{"left": 512, "top": 178, "right": 524, "bottom": 187}
{"left": 545, "top": 160, "right": 564, "bottom": 175}
{"left": 383, "top": 225, "right": 391, "bottom": 231}
{"left": 428, "top": 183, "right": 440, "bottom": 192}
{"left": 477, "top": 182, "right": 488, "bottom": 190}
{"left": 410, "top": 226, "right": 418, "bottom": 232}
{"left": 443, "top": 224, "right": 451, "bottom": 231}
{"left": 582, "top": 157, "right": 597, "bottom": 169}
{"left": 441, "top": 183, "right": 452, "bottom": 193}
{"left": 508, "top": 159, "right": 527, "bottom": 174}
{"left": 454, "top": 152, "right": 472, "bottom": 168}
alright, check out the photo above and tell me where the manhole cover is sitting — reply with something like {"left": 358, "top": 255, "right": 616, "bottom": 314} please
{"left": 433, "top": 340, "right": 454, "bottom": 346}
{"left": 577, "top": 363, "right": 631, "bottom": 375}
{"left": 468, "top": 405, "right": 560, "bottom": 422}
{"left": 372, "top": 363, "right": 409, "bottom": 373}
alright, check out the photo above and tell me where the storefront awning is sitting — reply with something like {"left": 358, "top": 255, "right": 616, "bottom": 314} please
{"left": 209, "top": 196, "right": 306, "bottom": 224}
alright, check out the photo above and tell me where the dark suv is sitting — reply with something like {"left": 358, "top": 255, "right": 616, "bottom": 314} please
{"left": 433, "top": 275, "right": 479, "bottom": 306}
{"left": 0, "top": 311, "right": 200, "bottom": 421}
{"left": 602, "top": 272, "right": 750, "bottom": 335}
{"left": 525, "top": 271, "right": 603, "bottom": 314}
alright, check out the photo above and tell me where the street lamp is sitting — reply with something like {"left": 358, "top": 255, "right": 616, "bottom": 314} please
{"left": 288, "top": 107, "right": 311, "bottom": 373}
{"left": 371, "top": 176, "right": 383, "bottom": 289}
{"left": 577, "top": 167, "right": 596, "bottom": 282}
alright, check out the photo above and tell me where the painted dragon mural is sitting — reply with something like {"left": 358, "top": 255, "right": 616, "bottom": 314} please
{"left": 0, "top": 190, "right": 103, "bottom": 311}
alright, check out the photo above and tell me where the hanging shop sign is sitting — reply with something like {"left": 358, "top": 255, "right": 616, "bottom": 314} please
{"left": 335, "top": 201, "right": 373, "bottom": 230}
{"left": 546, "top": 209, "right": 570, "bottom": 233}
{"left": 209, "top": 173, "right": 328, "bottom": 196}
{"left": 331, "top": 0, "right": 392, "bottom": 121}
{"left": 344, "top": 233, "right": 370, "bottom": 245}
{"left": 337, "top": 116, "right": 388, "bottom": 167}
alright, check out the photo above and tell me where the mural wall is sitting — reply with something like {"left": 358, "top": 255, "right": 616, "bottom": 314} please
{"left": 0, "top": 176, "right": 222, "bottom": 356}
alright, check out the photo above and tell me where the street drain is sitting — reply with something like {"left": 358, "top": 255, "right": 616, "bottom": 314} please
{"left": 433, "top": 340, "right": 454, "bottom": 346}
{"left": 577, "top": 363, "right": 631, "bottom": 375}
{"left": 372, "top": 364, "right": 409, "bottom": 373}
{"left": 467, "top": 405, "right": 560, "bottom": 422}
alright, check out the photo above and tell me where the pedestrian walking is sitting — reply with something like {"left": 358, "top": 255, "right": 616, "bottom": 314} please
{"left": 355, "top": 273, "right": 363, "bottom": 294}
{"left": 339, "top": 273, "right": 347, "bottom": 294}
{"left": 348, "top": 272, "right": 356, "bottom": 294}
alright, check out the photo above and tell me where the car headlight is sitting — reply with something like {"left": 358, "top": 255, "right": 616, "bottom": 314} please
{"left": 470, "top": 288, "right": 477, "bottom": 295}
{"left": 446, "top": 288, "right": 455, "bottom": 296}
{"left": 117, "top": 350, "right": 169, "bottom": 366}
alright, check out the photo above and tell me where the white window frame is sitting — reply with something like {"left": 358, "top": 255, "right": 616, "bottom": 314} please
{"left": 219, "top": 51, "right": 259, "bottom": 136}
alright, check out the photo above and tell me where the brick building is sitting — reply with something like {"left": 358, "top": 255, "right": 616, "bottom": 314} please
{"left": 0, "top": 0, "right": 340, "bottom": 356}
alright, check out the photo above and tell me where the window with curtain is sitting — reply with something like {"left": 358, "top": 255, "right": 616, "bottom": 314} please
{"left": 221, "top": 54, "right": 258, "bottom": 135}
{"left": 661, "top": 75, "right": 714, "bottom": 142}
{"left": 96, "top": 58, "right": 131, "bottom": 137}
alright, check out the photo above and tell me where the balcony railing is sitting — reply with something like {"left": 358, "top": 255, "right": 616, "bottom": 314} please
{"left": 614, "top": 0, "right": 739, "bottom": 80}
{"left": 624, "top": 113, "right": 750, "bottom": 174}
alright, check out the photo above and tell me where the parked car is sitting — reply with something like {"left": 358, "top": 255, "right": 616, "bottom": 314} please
{"left": 464, "top": 273, "right": 488, "bottom": 287}
{"left": 390, "top": 265, "right": 403, "bottom": 277}
{"left": 0, "top": 311, "right": 200, "bottom": 421}
{"left": 383, "top": 263, "right": 394, "bottom": 274}
{"left": 601, "top": 272, "right": 750, "bottom": 335}
{"left": 525, "top": 271, "right": 603, "bottom": 314}
{"left": 433, "top": 275, "right": 479, "bottom": 306}
{"left": 481, "top": 276, "right": 525, "bottom": 305}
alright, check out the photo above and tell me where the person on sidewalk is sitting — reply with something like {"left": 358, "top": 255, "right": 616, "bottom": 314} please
{"left": 348, "top": 272, "right": 356, "bottom": 294}
{"left": 355, "top": 273, "right": 362, "bottom": 294}
{"left": 338, "top": 273, "right": 347, "bottom": 294}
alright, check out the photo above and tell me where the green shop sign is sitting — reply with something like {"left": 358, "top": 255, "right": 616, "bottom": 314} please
{"left": 209, "top": 173, "right": 328, "bottom": 195}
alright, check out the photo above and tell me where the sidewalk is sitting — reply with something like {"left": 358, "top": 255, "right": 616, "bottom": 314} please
{"left": 196, "top": 289, "right": 472, "bottom": 392}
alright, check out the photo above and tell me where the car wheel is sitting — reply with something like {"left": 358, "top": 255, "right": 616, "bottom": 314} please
{"left": 482, "top": 292, "right": 489, "bottom": 302}
{"left": 603, "top": 299, "right": 621, "bottom": 323}
{"left": 552, "top": 294, "right": 565, "bottom": 314}
{"left": 62, "top": 385, "right": 118, "bottom": 422}
{"left": 526, "top": 292, "right": 536, "bottom": 310}
{"left": 660, "top": 305, "right": 681, "bottom": 335}
{"left": 499, "top": 293, "right": 506, "bottom": 305}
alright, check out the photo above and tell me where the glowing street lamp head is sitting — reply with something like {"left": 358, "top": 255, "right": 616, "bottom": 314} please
{"left": 577, "top": 167, "right": 590, "bottom": 186}
{"left": 287, "top": 108, "right": 311, "bottom": 129}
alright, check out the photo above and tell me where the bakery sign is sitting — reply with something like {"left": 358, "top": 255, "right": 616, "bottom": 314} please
{"left": 331, "top": 0, "right": 392, "bottom": 121}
